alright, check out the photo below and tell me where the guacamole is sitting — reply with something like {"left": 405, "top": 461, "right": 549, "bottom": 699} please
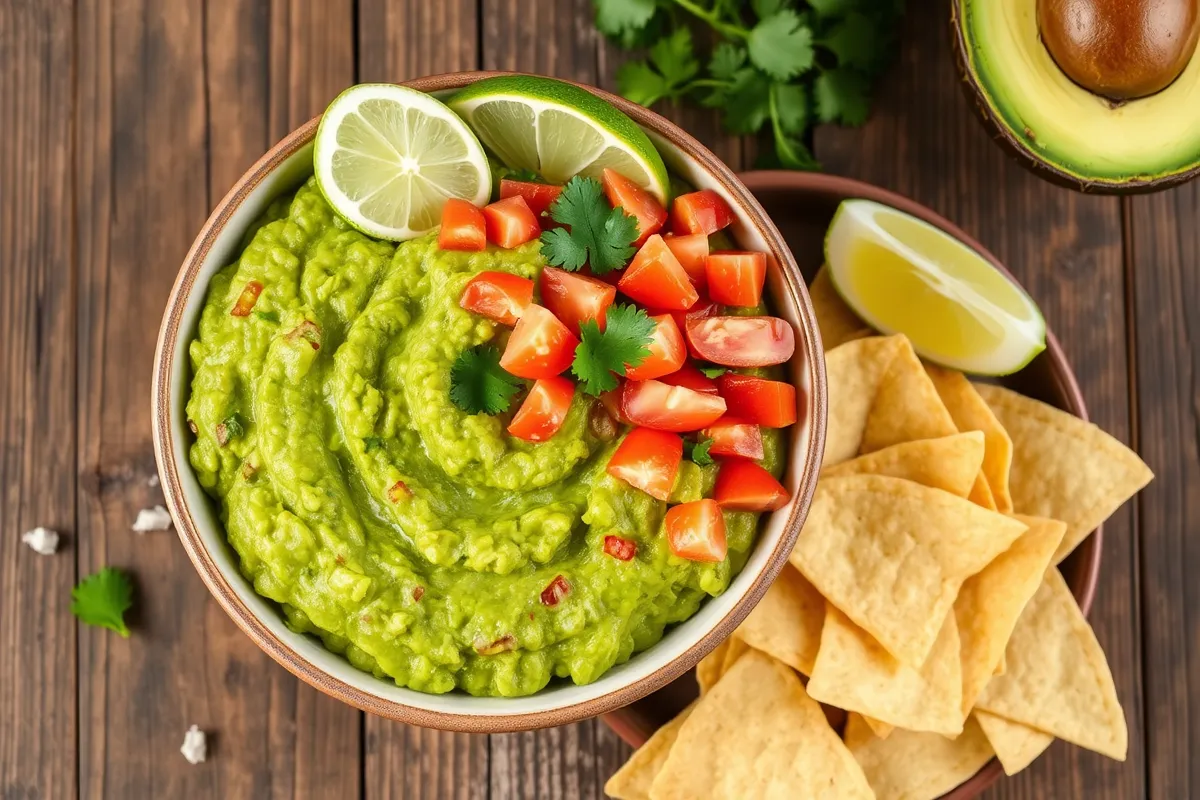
{"left": 187, "top": 178, "right": 783, "bottom": 697}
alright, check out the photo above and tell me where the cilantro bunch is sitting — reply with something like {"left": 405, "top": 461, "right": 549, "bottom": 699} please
{"left": 596, "top": 0, "right": 904, "bottom": 169}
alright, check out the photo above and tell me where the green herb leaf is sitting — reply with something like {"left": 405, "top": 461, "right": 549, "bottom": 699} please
{"left": 807, "top": 0, "right": 855, "bottom": 18}
{"left": 540, "top": 176, "right": 639, "bottom": 274}
{"left": 253, "top": 310, "right": 280, "bottom": 323}
{"left": 595, "top": 0, "right": 657, "bottom": 37}
{"left": 774, "top": 129, "right": 822, "bottom": 170}
{"left": 71, "top": 567, "right": 133, "bottom": 637}
{"left": 571, "top": 304, "right": 656, "bottom": 395}
{"left": 363, "top": 436, "right": 385, "bottom": 452}
{"left": 751, "top": 0, "right": 784, "bottom": 19}
{"left": 685, "top": 437, "right": 715, "bottom": 466}
{"left": 748, "top": 11, "right": 815, "bottom": 80}
{"left": 709, "top": 43, "right": 747, "bottom": 82}
{"left": 650, "top": 28, "right": 699, "bottom": 87}
{"left": 617, "top": 60, "right": 671, "bottom": 106}
{"left": 721, "top": 69, "right": 772, "bottom": 135}
{"left": 772, "top": 83, "right": 809, "bottom": 134}
{"left": 814, "top": 67, "right": 871, "bottom": 125}
{"left": 698, "top": 365, "right": 728, "bottom": 379}
{"left": 822, "top": 12, "right": 879, "bottom": 70}
{"left": 450, "top": 346, "right": 523, "bottom": 415}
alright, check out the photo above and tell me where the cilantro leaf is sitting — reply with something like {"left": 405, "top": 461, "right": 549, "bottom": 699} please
{"left": 807, "top": 0, "right": 855, "bottom": 18}
{"left": 595, "top": 0, "right": 656, "bottom": 37}
{"left": 450, "top": 346, "right": 522, "bottom": 415}
{"left": 72, "top": 567, "right": 133, "bottom": 637}
{"left": 772, "top": 82, "right": 809, "bottom": 134}
{"left": 774, "top": 129, "right": 821, "bottom": 170}
{"left": 751, "top": 0, "right": 784, "bottom": 19}
{"left": 540, "top": 177, "right": 639, "bottom": 274}
{"left": 618, "top": 60, "right": 671, "bottom": 106}
{"left": 721, "top": 69, "right": 772, "bottom": 135}
{"left": 709, "top": 43, "right": 746, "bottom": 82}
{"left": 571, "top": 304, "right": 656, "bottom": 395}
{"left": 685, "top": 437, "right": 714, "bottom": 466}
{"left": 363, "top": 436, "right": 385, "bottom": 452}
{"left": 748, "top": 11, "right": 815, "bottom": 80}
{"left": 253, "top": 310, "right": 280, "bottom": 323}
{"left": 814, "top": 68, "right": 871, "bottom": 125}
{"left": 822, "top": 12, "right": 878, "bottom": 70}
{"left": 650, "top": 28, "right": 699, "bottom": 87}
{"left": 698, "top": 365, "right": 728, "bottom": 379}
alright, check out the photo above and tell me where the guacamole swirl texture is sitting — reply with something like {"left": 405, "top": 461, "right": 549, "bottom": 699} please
{"left": 187, "top": 178, "right": 783, "bottom": 697}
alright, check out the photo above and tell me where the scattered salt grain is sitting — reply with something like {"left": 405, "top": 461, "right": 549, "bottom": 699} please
{"left": 132, "top": 505, "right": 172, "bottom": 533}
{"left": 180, "top": 725, "right": 207, "bottom": 764}
{"left": 21, "top": 527, "right": 60, "bottom": 555}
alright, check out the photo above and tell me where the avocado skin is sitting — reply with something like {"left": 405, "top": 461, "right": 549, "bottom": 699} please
{"left": 950, "top": 0, "right": 1200, "bottom": 194}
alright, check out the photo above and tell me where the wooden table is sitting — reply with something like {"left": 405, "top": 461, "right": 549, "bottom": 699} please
{"left": 2, "top": 1, "right": 1193, "bottom": 797}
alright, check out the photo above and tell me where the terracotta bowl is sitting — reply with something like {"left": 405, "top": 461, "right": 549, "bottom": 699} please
{"left": 603, "top": 170, "right": 1101, "bottom": 798}
{"left": 150, "top": 74, "right": 826, "bottom": 733}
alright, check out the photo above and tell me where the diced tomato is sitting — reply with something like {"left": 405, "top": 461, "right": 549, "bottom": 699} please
{"left": 508, "top": 376, "right": 575, "bottom": 442}
{"left": 713, "top": 461, "right": 789, "bottom": 511}
{"left": 671, "top": 190, "right": 734, "bottom": 236}
{"left": 484, "top": 196, "right": 541, "bottom": 248}
{"left": 598, "top": 385, "right": 629, "bottom": 425}
{"left": 664, "top": 233, "right": 709, "bottom": 288}
{"left": 231, "top": 280, "right": 264, "bottom": 316}
{"left": 603, "top": 534, "right": 638, "bottom": 561}
{"left": 540, "top": 575, "right": 571, "bottom": 606}
{"left": 663, "top": 299, "right": 718, "bottom": 359}
{"left": 665, "top": 499, "right": 727, "bottom": 562}
{"left": 717, "top": 374, "right": 798, "bottom": 428}
{"left": 624, "top": 314, "right": 686, "bottom": 381}
{"left": 438, "top": 199, "right": 487, "bottom": 252}
{"left": 539, "top": 266, "right": 616, "bottom": 335}
{"left": 606, "top": 427, "right": 683, "bottom": 501}
{"left": 621, "top": 379, "right": 727, "bottom": 433}
{"left": 702, "top": 418, "right": 764, "bottom": 460}
{"left": 659, "top": 364, "right": 718, "bottom": 395}
{"left": 706, "top": 251, "right": 766, "bottom": 307}
{"left": 685, "top": 316, "right": 795, "bottom": 367}
{"left": 500, "top": 180, "right": 563, "bottom": 220}
{"left": 619, "top": 235, "right": 700, "bottom": 311}
{"left": 476, "top": 634, "right": 516, "bottom": 654}
{"left": 500, "top": 303, "right": 579, "bottom": 379}
{"left": 388, "top": 481, "right": 412, "bottom": 502}
{"left": 459, "top": 271, "right": 534, "bottom": 326}
{"left": 602, "top": 168, "right": 667, "bottom": 246}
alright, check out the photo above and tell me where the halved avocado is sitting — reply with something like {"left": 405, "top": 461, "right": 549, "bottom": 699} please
{"left": 953, "top": 0, "right": 1200, "bottom": 192}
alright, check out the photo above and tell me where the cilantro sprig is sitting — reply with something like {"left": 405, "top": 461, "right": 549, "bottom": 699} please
{"left": 540, "top": 176, "right": 640, "bottom": 274}
{"left": 450, "top": 345, "right": 523, "bottom": 415}
{"left": 72, "top": 567, "right": 134, "bottom": 637}
{"left": 685, "top": 436, "right": 715, "bottom": 466}
{"left": 572, "top": 304, "right": 657, "bottom": 395}
{"left": 599, "top": 0, "right": 904, "bottom": 170}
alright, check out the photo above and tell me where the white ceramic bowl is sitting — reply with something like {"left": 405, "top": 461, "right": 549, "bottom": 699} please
{"left": 151, "top": 72, "right": 827, "bottom": 732}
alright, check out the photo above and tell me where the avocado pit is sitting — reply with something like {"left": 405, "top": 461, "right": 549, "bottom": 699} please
{"left": 1038, "top": 0, "right": 1200, "bottom": 100}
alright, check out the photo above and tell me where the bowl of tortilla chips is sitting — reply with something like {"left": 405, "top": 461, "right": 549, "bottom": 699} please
{"left": 602, "top": 172, "right": 1153, "bottom": 800}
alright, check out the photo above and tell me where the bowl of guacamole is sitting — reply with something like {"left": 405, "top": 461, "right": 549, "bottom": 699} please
{"left": 152, "top": 72, "right": 826, "bottom": 732}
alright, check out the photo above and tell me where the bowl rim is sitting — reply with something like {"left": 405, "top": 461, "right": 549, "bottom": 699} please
{"left": 150, "top": 72, "right": 828, "bottom": 733}
{"left": 602, "top": 168, "right": 1101, "bottom": 799}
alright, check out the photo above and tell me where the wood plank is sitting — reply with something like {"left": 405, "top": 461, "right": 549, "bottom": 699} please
{"left": 0, "top": 2, "right": 77, "bottom": 798}
{"left": 355, "top": 3, "right": 491, "bottom": 798}
{"left": 813, "top": 5, "right": 1142, "bottom": 799}
{"left": 1127, "top": 184, "right": 1199, "bottom": 799}
{"left": 76, "top": 1, "right": 360, "bottom": 797}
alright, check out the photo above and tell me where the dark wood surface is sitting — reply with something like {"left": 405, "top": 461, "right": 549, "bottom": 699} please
{"left": 0, "top": 1, "right": 1190, "bottom": 798}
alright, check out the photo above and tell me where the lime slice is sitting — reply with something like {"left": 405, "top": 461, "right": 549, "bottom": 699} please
{"left": 824, "top": 199, "right": 1046, "bottom": 376}
{"left": 314, "top": 84, "right": 491, "bottom": 241}
{"left": 448, "top": 76, "right": 670, "bottom": 204}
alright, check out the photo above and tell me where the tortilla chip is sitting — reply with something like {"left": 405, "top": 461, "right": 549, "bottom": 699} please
{"left": 860, "top": 338, "right": 957, "bottom": 454}
{"left": 925, "top": 365, "right": 1015, "bottom": 513}
{"left": 605, "top": 703, "right": 696, "bottom": 800}
{"left": 650, "top": 650, "right": 874, "bottom": 799}
{"left": 720, "top": 637, "right": 750, "bottom": 676}
{"left": 822, "top": 432, "right": 985, "bottom": 498}
{"left": 973, "top": 710, "right": 1054, "bottom": 776}
{"left": 809, "top": 266, "right": 870, "bottom": 351}
{"left": 956, "top": 515, "right": 1067, "bottom": 713}
{"left": 862, "top": 715, "right": 895, "bottom": 739}
{"left": 824, "top": 335, "right": 906, "bottom": 465}
{"left": 695, "top": 639, "right": 731, "bottom": 695}
{"left": 733, "top": 565, "right": 824, "bottom": 676}
{"left": 807, "top": 604, "right": 965, "bottom": 736}
{"left": 975, "top": 568, "right": 1128, "bottom": 760}
{"left": 968, "top": 472, "right": 997, "bottom": 510}
{"left": 844, "top": 712, "right": 995, "bottom": 800}
{"left": 974, "top": 384, "right": 1153, "bottom": 563}
{"left": 792, "top": 474, "right": 1028, "bottom": 667}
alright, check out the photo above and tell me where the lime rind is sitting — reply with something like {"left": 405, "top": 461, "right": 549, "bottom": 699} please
{"left": 448, "top": 76, "right": 670, "bottom": 204}
{"left": 314, "top": 84, "right": 491, "bottom": 241}
{"left": 824, "top": 199, "right": 1047, "bottom": 376}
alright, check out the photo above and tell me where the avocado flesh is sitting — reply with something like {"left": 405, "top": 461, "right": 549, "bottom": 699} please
{"left": 959, "top": 0, "right": 1200, "bottom": 187}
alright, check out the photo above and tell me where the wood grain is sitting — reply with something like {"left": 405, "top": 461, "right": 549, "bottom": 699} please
{"left": 1127, "top": 184, "right": 1199, "bottom": 800}
{"left": 0, "top": 2, "right": 78, "bottom": 799}
{"left": 814, "top": 5, "right": 1142, "bottom": 798}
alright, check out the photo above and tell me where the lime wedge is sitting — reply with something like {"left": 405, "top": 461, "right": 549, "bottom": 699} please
{"left": 448, "top": 76, "right": 670, "bottom": 204}
{"left": 824, "top": 199, "right": 1046, "bottom": 376}
{"left": 314, "top": 84, "right": 491, "bottom": 241}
